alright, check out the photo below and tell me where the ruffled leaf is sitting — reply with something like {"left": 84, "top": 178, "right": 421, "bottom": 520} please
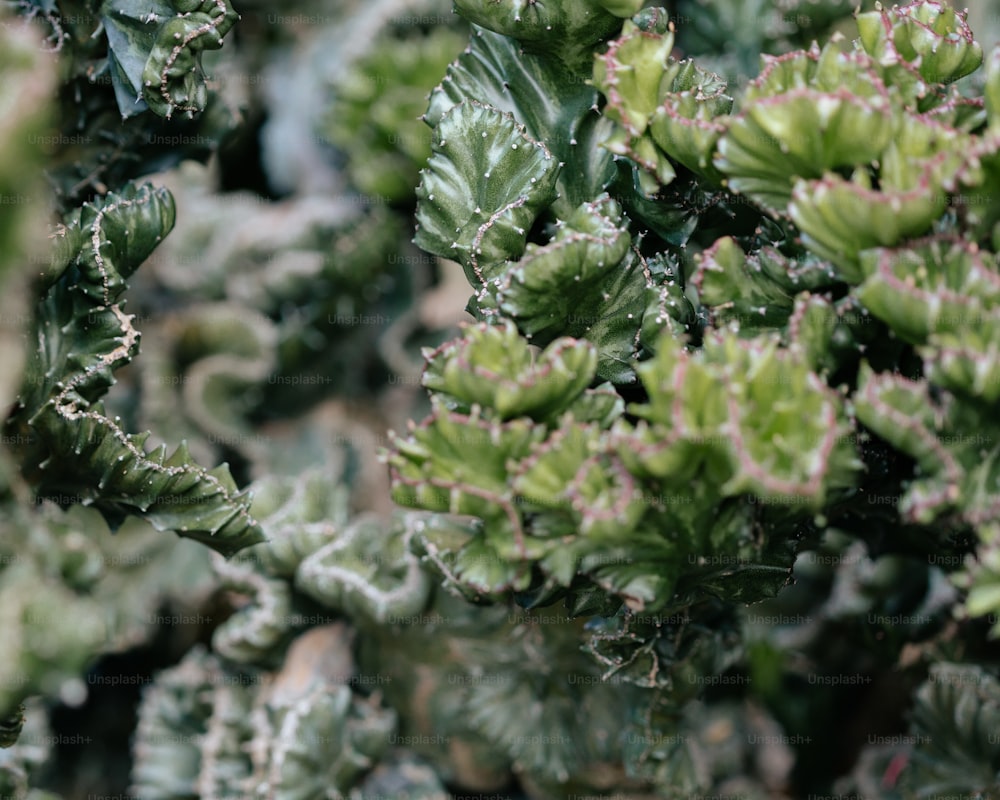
{"left": 296, "top": 514, "right": 432, "bottom": 626}
{"left": 422, "top": 321, "right": 598, "bottom": 422}
{"left": 857, "top": 1, "right": 982, "bottom": 87}
{"left": 414, "top": 101, "right": 559, "bottom": 284}
{"left": 453, "top": 0, "right": 639, "bottom": 72}
{"left": 101, "top": 0, "right": 238, "bottom": 119}
{"left": 9, "top": 182, "right": 263, "bottom": 556}
{"left": 425, "top": 27, "right": 615, "bottom": 214}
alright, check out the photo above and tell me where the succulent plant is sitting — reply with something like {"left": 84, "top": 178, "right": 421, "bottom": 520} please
{"left": 7, "top": 0, "right": 240, "bottom": 209}
{"left": 6, "top": 0, "right": 1000, "bottom": 796}
{"left": 0, "top": 0, "right": 205, "bottom": 740}
{"left": 0, "top": 0, "right": 254, "bottom": 767}
{"left": 385, "top": 0, "right": 1000, "bottom": 792}
{"left": 130, "top": 635, "right": 421, "bottom": 800}
{"left": 4, "top": 181, "right": 264, "bottom": 556}
{"left": 318, "top": 22, "right": 467, "bottom": 203}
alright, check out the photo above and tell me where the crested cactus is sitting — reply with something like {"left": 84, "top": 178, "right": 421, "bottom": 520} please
{"left": 130, "top": 634, "right": 412, "bottom": 800}
{"left": 388, "top": 319, "right": 860, "bottom": 613}
{"left": 385, "top": 0, "right": 1000, "bottom": 794}
{"left": 0, "top": 0, "right": 250, "bottom": 765}
{"left": 6, "top": 0, "right": 1000, "bottom": 796}
{"left": 95, "top": 0, "right": 239, "bottom": 119}
{"left": 394, "top": 0, "right": 1000, "bottom": 620}
{"left": 4, "top": 181, "right": 264, "bottom": 555}
{"left": 12, "top": 0, "right": 241, "bottom": 208}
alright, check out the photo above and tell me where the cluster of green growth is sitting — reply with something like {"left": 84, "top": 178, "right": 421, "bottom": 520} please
{"left": 128, "top": 462, "right": 802, "bottom": 798}
{"left": 4, "top": 0, "right": 1000, "bottom": 798}
{"left": 0, "top": 4, "right": 248, "bottom": 790}
{"left": 384, "top": 0, "right": 1000, "bottom": 796}
{"left": 0, "top": 0, "right": 463, "bottom": 794}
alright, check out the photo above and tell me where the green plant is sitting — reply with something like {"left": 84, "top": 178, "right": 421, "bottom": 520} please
{"left": 4, "top": 0, "right": 1000, "bottom": 798}
{"left": 0, "top": 0, "right": 456, "bottom": 793}
{"left": 385, "top": 0, "right": 1000, "bottom": 795}
{"left": 0, "top": 8, "right": 252, "bottom": 795}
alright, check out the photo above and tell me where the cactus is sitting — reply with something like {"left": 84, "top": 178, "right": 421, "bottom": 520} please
{"left": 384, "top": 1, "right": 1000, "bottom": 794}
{"left": 6, "top": 0, "right": 1000, "bottom": 796}
{"left": 4, "top": 181, "right": 263, "bottom": 555}
{"left": 130, "top": 637, "right": 412, "bottom": 800}
{"left": 0, "top": 0, "right": 248, "bottom": 763}
{"left": 97, "top": 0, "right": 239, "bottom": 119}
